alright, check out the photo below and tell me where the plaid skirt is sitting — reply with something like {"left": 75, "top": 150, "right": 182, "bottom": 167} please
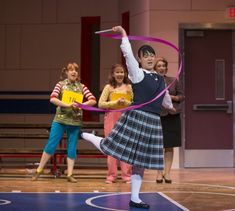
{"left": 100, "top": 110, "right": 164, "bottom": 170}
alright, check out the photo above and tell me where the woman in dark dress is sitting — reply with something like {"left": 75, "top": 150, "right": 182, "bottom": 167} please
{"left": 155, "top": 57, "right": 185, "bottom": 183}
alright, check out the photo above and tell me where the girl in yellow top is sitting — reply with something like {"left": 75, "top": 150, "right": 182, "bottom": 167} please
{"left": 99, "top": 64, "right": 133, "bottom": 183}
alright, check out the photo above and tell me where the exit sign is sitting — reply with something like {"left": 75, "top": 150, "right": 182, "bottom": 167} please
{"left": 226, "top": 7, "right": 235, "bottom": 18}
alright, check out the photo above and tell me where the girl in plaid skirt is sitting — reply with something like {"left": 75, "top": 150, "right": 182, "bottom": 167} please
{"left": 82, "top": 26, "right": 174, "bottom": 209}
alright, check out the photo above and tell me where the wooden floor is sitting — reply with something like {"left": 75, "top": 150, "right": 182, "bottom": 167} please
{"left": 0, "top": 167, "right": 235, "bottom": 211}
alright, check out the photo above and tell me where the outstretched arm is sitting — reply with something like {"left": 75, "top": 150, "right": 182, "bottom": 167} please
{"left": 112, "top": 26, "right": 144, "bottom": 83}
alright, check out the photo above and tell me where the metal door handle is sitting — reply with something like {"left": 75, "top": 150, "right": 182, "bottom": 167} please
{"left": 193, "top": 101, "right": 233, "bottom": 113}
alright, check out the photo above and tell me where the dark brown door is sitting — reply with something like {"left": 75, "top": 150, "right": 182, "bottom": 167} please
{"left": 81, "top": 17, "right": 100, "bottom": 121}
{"left": 184, "top": 30, "right": 233, "bottom": 167}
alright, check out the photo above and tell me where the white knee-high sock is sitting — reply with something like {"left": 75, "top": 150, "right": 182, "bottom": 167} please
{"left": 131, "top": 174, "right": 142, "bottom": 203}
{"left": 81, "top": 132, "right": 103, "bottom": 152}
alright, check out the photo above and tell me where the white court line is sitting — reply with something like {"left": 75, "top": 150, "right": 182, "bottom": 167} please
{"left": 11, "top": 190, "right": 21, "bottom": 193}
{"left": 163, "top": 191, "right": 235, "bottom": 197}
{"left": 86, "top": 192, "right": 191, "bottom": 211}
{"left": 158, "top": 192, "right": 190, "bottom": 211}
{"left": 177, "top": 182, "right": 235, "bottom": 190}
{"left": 0, "top": 199, "right": 11, "bottom": 206}
{"left": 162, "top": 191, "right": 235, "bottom": 211}
{"left": 86, "top": 192, "right": 128, "bottom": 211}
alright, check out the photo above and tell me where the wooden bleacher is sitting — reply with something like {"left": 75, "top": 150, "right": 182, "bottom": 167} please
{"left": 0, "top": 122, "right": 106, "bottom": 176}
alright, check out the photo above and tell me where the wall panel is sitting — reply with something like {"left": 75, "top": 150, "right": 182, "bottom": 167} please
{"left": 21, "top": 24, "right": 80, "bottom": 69}
{"left": 2, "top": 0, "right": 42, "bottom": 24}
{"left": 0, "top": 25, "right": 5, "bottom": 68}
{"left": 6, "top": 25, "right": 21, "bottom": 69}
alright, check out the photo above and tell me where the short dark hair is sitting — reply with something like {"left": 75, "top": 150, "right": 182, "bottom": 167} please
{"left": 138, "top": 45, "right": 156, "bottom": 58}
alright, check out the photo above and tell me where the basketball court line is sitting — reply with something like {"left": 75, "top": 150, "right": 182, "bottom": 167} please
{"left": 0, "top": 192, "right": 188, "bottom": 211}
{"left": 158, "top": 192, "right": 190, "bottom": 211}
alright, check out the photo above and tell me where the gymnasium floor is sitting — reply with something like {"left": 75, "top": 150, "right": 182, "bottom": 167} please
{"left": 0, "top": 168, "right": 234, "bottom": 211}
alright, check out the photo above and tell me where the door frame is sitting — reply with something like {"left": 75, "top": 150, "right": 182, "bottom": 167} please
{"left": 179, "top": 23, "right": 235, "bottom": 168}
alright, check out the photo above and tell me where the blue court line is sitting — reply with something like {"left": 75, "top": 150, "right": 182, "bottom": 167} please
{"left": 0, "top": 192, "right": 188, "bottom": 211}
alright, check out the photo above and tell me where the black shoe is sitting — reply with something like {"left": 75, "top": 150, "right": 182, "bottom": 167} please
{"left": 163, "top": 175, "right": 172, "bottom": 183}
{"left": 129, "top": 200, "right": 150, "bottom": 209}
{"left": 156, "top": 179, "right": 163, "bottom": 183}
{"left": 156, "top": 173, "right": 164, "bottom": 183}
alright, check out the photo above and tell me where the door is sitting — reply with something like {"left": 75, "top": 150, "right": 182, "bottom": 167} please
{"left": 81, "top": 17, "right": 100, "bottom": 121}
{"left": 184, "top": 29, "right": 234, "bottom": 167}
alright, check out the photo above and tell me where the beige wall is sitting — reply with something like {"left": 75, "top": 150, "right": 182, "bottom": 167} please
{"left": 0, "top": 0, "right": 120, "bottom": 93}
